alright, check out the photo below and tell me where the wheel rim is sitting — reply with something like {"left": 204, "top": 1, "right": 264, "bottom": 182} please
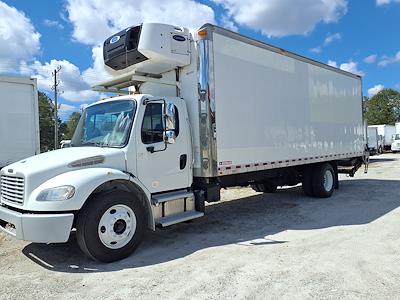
{"left": 323, "top": 169, "right": 334, "bottom": 192}
{"left": 98, "top": 204, "right": 137, "bottom": 249}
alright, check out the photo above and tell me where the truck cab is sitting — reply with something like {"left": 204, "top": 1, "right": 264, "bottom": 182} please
{"left": 391, "top": 134, "right": 400, "bottom": 152}
{"left": 0, "top": 24, "right": 204, "bottom": 262}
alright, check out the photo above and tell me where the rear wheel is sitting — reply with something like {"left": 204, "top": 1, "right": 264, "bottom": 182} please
{"left": 312, "top": 163, "right": 335, "bottom": 198}
{"left": 76, "top": 190, "right": 146, "bottom": 263}
{"left": 251, "top": 181, "right": 278, "bottom": 193}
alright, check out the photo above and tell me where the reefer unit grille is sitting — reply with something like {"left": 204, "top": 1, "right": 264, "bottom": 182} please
{"left": 0, "top": 175, "right": 25, "bottom": 204}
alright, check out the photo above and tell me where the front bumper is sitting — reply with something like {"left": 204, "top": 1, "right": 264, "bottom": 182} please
{"left": 0, "top": 204, "right": 74, "bottom": 243}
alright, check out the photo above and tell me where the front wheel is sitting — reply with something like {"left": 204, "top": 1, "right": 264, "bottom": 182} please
{"left": 76, "top": 190, "right": 146, "bottom": 262}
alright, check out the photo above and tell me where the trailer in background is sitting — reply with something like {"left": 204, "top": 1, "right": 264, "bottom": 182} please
{"left": 367, "top": 126, "right": 379, "bottom": 155}
{"left": 0, "top": 76, "right": 40, "bottom": 168}
{"left": 391, "top": 122, "right": 400, "bottom": 152}
{"left": 368, "top": 124, "right": 395, "bottom": 151}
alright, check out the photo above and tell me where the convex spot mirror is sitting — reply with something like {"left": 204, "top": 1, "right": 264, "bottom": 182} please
{"left": 164, "top": 102, "right": 177, "bottom": 144}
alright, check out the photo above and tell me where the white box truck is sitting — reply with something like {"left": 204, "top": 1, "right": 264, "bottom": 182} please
{"left": 369, "top": 124, "right": 395, "bottom": 151}
{"left": 0, "top": 76, "right": 40, "bottom": 169}
{"left": 391, "top": 122, "right": 400, "bottom": 152}
{"left": 0, "top": 23, "right": 366, "bottom": 262}
{"left": 367, "top": 126, "right": 379, "bottom": 155}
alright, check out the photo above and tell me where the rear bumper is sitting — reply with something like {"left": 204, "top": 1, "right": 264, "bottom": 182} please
{"left": 0, "top": 204, "right": 74, "bottom": 243}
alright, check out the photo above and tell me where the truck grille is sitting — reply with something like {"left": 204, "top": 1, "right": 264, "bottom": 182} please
{"left": 0, "top": 175, "right": 25, "bottom": 204}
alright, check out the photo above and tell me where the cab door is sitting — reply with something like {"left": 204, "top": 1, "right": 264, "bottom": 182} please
{"left": 136, "top": 99, "right": 191, "bottom": 193}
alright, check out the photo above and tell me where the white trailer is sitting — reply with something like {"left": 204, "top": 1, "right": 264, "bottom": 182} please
{"left": 0, "top": 76, "right": 40, "bottom": 168}
{"left": 0, "top": 23, "right": 366, "bottom": 262}
{"left": 391, "top": 122, "right": 400, "bottom": 152}
{"left": 367, "top": 126, "right": 379, "bottom": 155}
{"left": 369, "top": 124, "right": 395, "bottom": 151}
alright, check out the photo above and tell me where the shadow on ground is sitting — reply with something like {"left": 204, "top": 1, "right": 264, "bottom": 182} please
{"left": 368, "top": 158, "right": 398, "bottom": 164}
{"left": 22, "top": 178, "right": 400, "bottom": 273}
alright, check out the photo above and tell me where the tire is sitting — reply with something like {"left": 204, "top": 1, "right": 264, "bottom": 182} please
{"left": 312, "top": 163, "right": 335, "bottom": 198}
{"left": 302, "top": 166, "right": 314, "bottom": 197}
{"left": 76, "top": 190, "right": 146, "bottom": 263}
{"left": 251, "top": 181, "right": 277, "bottom": 193}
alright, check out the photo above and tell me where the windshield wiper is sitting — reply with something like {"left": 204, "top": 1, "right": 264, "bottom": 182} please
{"left": 81, "top": 141, "right": 105, "bottom": 147}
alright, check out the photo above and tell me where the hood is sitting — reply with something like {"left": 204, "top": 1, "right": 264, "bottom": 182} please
{"left": 1, "top": 147, "right": 126, "bottom": 192}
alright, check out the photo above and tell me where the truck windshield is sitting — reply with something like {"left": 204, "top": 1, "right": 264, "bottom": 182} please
{"left": 71, "top": 100, "right": 136, "bottom": 148}
{"left": 395, "top": 134, "right": 400, "bottom": 140}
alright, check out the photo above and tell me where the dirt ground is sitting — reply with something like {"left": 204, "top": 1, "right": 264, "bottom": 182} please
{"left": 1, "top": 154, "right": 400, "bottom": 299}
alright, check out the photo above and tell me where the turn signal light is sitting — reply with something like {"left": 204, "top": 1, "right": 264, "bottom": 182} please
{"left": 197, "top": 30, "right": 208, "bottom": 37}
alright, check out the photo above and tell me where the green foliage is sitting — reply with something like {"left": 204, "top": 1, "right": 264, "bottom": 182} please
{"left": 64, "top": 111, "right": 81, "bottom": 139}
{"left": 38, "top": 91, "right": 71, "bottom": 152}
{"left": 38, "top": 91, "right": 55, "bottom": 152}
{"left": 365, "top": 89, "right": 400, "bottom": 125}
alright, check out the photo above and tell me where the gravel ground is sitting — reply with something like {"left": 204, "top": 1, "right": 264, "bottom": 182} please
{"left": 1, "top": 154, "right": 400, "bottom": 299}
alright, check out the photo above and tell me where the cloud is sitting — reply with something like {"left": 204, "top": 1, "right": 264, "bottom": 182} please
{"left": 327, "top": 60, "right": 338, "bottom": 68}
{"left": 323, "top": 32, "right": 342, "bottom": 46}
{"left": 20, "top": 59, "right": 99, "bottom": 102}
{"left": 378, "top": 51, "right": 400, "bottom": 67}
{"left": 82, "top": 45, "right": 111, "bottom": 86}
{"left": 0, "top": 1, "right": 41, "bottom": 72}
{"left": 220, "top": 14, "right": 238, "bottom": 32}
{"left": 327, "top": 60, "right": 365, "bottom": 76}
{"left": 0, "top": 3, "right": 94, "bottom": 107}
{"left": 363, "top": 54, "right": 377, "bottom": 64}
{"left": 310, "top": 32, "right": 342, "bottom": 54}
{"left": 211, "top": 0, "right": 348, "bottom": 37}
{"left": 58, "top": 103, "right": 79, "bottom": 120}
{"left": 310, "top": 47, "right": 322, "bottom": 53}
{"left": 338, "top": 61, "right": 365, "bottom": 76}
{"left": 368, "top": 84, "right": 385, "bottom": 97}
{"left": 66, "top": 0, "right": 215, "bottom": 45}
{"left": 43, "top": 19, "right": 64, "bottom": 30}
{"left": 376, "top": 0, "right": 400, "bottom": 5}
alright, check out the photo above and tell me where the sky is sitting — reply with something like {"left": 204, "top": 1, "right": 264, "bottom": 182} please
{"left": 0, "top": 0, "right": 399, "bottom": 120}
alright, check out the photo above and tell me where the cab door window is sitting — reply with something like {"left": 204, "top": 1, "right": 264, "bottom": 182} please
{"left": 141, "top": 103, "right": 164, "bottom": 144}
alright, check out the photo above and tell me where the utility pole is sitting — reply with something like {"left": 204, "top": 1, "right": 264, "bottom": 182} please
{"left": 51, "top": 66, "right": 62, "bottom": 149}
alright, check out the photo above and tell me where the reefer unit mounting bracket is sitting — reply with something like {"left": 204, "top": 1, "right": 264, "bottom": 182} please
{"left": 92, "top": 70, "right": 181, "bottom": 94}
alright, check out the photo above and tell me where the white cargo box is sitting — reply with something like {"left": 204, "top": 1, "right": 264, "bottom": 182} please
{"left": 196, "top": 25, "right": 364, "bottom": 176}
{"left": 0, "top": 76, "right": 40, "bottom": 168}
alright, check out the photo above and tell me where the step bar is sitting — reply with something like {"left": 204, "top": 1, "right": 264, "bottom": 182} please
{"left": 152, "top": 190, "right": 194, "bottom": 205}
{"left": 155, "top": 211, "right": 204, "bottom": 227}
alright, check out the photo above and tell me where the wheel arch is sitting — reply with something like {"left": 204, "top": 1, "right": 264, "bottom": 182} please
{"left": 90, "top": 178, "right": 155, "bottom": 230}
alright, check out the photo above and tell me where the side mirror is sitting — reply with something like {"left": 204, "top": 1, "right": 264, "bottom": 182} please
{"left": 164, "top": 130, "right": 176, "bottom": 144}
{"left": 165, "top": 102, "right": 177, "bottom": 131}
{"left": 164, "top": 102, "right": 177, "bottom": 144}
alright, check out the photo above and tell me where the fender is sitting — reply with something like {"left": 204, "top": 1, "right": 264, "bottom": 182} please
{"left": 26, "top": 168, "right": 154, "bottom": 229}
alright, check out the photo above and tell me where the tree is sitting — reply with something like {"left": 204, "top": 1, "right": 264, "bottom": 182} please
{"left": 38, "top": 91, "right": 66, "bottom": 152}
{"left": 38, "top": 91, "right": 55, "bottom": 152}
{"left": 64, "top": 112, "right": 81, "bottom": 139}
{"left": 365, "top": 89, "right": 400, "bottom": 125}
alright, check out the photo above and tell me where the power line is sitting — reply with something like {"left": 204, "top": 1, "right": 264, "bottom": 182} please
{"left": 51, "top": 66, "right": 62, "bottom": 149}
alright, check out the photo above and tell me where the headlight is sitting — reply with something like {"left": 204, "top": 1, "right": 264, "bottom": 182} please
{"left": 37, "top": 186, "right": 75, "bottom": 201}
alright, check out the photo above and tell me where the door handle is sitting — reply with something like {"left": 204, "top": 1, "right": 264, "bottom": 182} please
{"left": 180, "top": 154, "right": 187, "bottom": 170}
{"left": 146, "top": 146, "right": 155, "bottom": 153}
